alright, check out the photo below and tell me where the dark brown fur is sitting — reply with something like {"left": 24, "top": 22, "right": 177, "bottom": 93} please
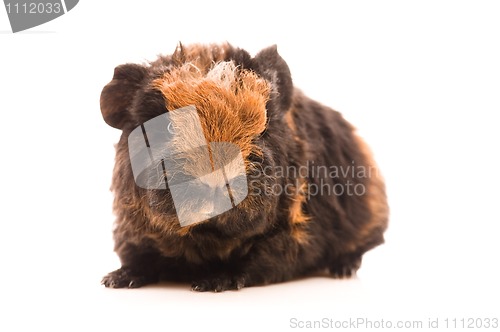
{"left": 100, "top": 43, "right": 389, "bottom": 291}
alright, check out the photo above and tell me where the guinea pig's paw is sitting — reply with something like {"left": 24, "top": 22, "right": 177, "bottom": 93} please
{"left": 101, "top": 268, "right": 156, "bottom": 289}
{"left": 329, "top": 256, "right": 362, "bottom": 279}
{"left": 330, "top": 266, "right": 357, "bottom": 279}
{"left": 191, "top": 275, "right": 246, "bottom": 292}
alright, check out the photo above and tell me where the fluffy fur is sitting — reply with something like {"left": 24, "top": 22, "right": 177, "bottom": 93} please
{"left": 100, "top": 43, "right": 389, "bottom": 291}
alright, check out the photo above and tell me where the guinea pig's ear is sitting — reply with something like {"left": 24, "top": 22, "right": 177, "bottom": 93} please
{"left": 100, "top": 64, "right": 147, "bottom": 129}
{"left": 251, "top": 45, "right": 293, "bottom": 115}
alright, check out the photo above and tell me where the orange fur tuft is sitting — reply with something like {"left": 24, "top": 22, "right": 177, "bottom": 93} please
{"left": 153, "top": 61, "right": 270, "bottom": 159}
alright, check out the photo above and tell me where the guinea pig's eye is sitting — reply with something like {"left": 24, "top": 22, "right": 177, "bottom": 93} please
{"left": 167, "top": 122, "right": 175, "bottom": 135}
{"left": 133, "top": 112, "right": 177, "bottom": 153}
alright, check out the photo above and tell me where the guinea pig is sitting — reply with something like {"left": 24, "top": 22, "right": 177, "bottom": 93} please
{"left": 100, "top": 43, "right": 389, "bottom": 292}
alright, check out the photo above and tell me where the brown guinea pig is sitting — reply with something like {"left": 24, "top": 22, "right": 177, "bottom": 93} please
{"left": 100, "top": 43, "right": 388, "bottom": 292}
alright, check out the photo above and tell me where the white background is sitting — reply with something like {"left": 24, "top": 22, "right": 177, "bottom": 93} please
{"left": 1, "top": 1, "right": 499, "bottom": 331}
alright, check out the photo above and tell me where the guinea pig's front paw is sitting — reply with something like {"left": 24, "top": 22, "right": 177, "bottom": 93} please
{"left": 191, "top": 275, "right": 246, "bottom": 292}
{"left": 101, "top": 268, "right": 157, "bottom": 289}
{"left": 329, "top": 255, "right": 362, "bottom": 279}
